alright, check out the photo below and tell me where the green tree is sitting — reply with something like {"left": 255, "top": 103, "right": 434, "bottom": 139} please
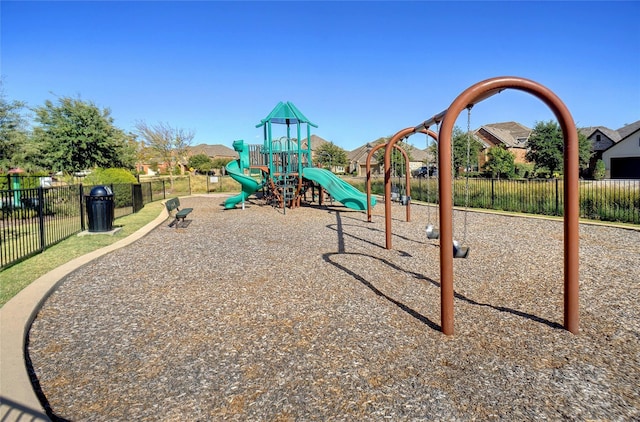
{"left": 577, "top": 131, "right": 592, "bottom": 172}
{"left": 212, "top": 157, "right": 233, "bottom": 174}
{"left": 31, "top": 96, "right": 133, "bottom": 172}
{"left": 315, "top": 141, "right": 348, "bottom": 171}
{"left": 526, "top": 120, "right": 592, "bottom": 178}
{"left": 0, "top": 86, "right": 31, "bottom": 171}
{"left": 483, "top": 146, "right": 515, "bottom": 179}
{"left": 452, "top": 126, "right": 483, "bottom": 176}
{"left": 188, "top": 153, "right": 213, "bottom": 173}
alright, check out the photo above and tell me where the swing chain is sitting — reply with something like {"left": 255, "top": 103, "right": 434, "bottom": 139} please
{"left": 463, "top": 106, "right": 472, "bottom": 243}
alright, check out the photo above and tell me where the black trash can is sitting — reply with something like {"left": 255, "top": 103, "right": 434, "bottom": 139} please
{"left": 86, "top": 185, "right": 115, "bottom": 232}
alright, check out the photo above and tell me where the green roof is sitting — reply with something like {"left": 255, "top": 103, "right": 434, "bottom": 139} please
{"left": 256, "top": 101, "right": 318, "bottom": 128}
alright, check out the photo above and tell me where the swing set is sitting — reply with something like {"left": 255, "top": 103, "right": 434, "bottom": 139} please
{"left": 379, "top": 76, "right": 580, "bottom": 336}
{"left": 365, "top": 142, "right": 413, "bottom": 223}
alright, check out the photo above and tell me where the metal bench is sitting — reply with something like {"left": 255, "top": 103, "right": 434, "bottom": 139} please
{"left": 165, "top": 197, "right": 193, "bottom": 228}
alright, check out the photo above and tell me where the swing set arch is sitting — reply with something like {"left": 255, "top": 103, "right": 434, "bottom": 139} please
{"left": 381, "top": 127, "right": 439, "bottom": 248}
{"left": 430, "top": 76, "right": 579, "bottom": 335}
{"left": 365, "top": 140, "right": 418, "bottom": 223}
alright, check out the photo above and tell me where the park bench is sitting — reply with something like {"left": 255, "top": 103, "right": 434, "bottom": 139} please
{"left": 165, "top": 197, "right": 193, "bottom": 228}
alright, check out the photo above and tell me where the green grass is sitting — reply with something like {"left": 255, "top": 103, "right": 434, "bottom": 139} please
{"left": 0, "top": 201, "right": 165, "bottom": 307}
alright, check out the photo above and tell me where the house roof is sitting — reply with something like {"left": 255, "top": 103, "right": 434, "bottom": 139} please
{"left": 300, "top": 134, "right": 330, "bottom": 151}
{"left": 617, "top": 120, "right": 640, "bottom": 140}
{"left": 477, "top": 122, "right": 531, "bottom": 148}
{"left": 578, "top": 120, "right": 640, "bottom": 147}
{"left": 578, "top": 126, "right": 621, "bottom": 142}
{"left": 409, "top": 147, "right": 430, "bottom": 163}
{"left": 347, "top": 139, "right": 430, "bottom": 164}
{"left": 348, "top": 142, "right": 379, "bottom": 164}
{"left": 190, "top": 144, "right": 238, "bottom": 158}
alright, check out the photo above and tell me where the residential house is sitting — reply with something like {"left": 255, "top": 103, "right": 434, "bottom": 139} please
{"left": 601, "top": 120, "right": 640, "bottom": 179}
{"left": 347, "top": 142, "right": 381, "bottom": 177}
{"left": 189, "top": 144, "right": 238, "bottom": 161}
{"left": 409, "top": 147, "right": 431, "bottom": 174}
{"left": 187, "top": 143, "right": 239, "bottom": 175}
{"left": 347, "top": 140, "right": 430, "bottom": 177}
{"left": 579, "top": 125, "right": 621, "bottom": 176}
{"left": 474, "top": 122, "right": 531, "bottom": 168}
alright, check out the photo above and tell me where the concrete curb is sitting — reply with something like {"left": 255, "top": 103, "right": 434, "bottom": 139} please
{"left": 0, "top": 205, "right": 169, "bottom": 421}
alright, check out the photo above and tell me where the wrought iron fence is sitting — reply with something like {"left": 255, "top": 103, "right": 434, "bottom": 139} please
{"left": 0, "top": 181, "right": 167, "bottom": 270}
{"left": 407, "top": 178, "right": 639, "bottom": 224}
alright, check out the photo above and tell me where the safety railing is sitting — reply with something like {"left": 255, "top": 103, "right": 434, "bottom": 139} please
{"left": 384, "top": 178, "right": 640, "bottom": 225}
{"left": 0, "top": 181, "right": 167, "bottom": 270}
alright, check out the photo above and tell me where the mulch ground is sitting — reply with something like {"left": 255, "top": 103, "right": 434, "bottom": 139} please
{"left": 28, "top": 195, "right": 640, "bottom": 421}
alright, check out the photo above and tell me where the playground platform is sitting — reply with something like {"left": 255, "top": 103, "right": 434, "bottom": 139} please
{"left": 7, "top": 195, "right": 640, "bottom": 420}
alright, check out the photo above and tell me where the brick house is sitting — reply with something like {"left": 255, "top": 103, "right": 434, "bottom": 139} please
{"left": 474, "top": 122, "right": 531, "bottom": 168}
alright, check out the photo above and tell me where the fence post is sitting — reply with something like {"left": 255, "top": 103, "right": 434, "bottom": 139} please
{"left": 555, "top": 178, "right": 560, "bottom": 216}
{"left": 79, "top": 184, "right": 85, "bottom": 231}
{"left": 189, "top": 175, "right": 192, "bottom": 196}
{"left": 491, "top": 179, "right": 495, "bottom": 208}
{"left": 163, "top": 180, "right": 166, "bottom": 199}
{"left": 37, "top": 186, "right": 46, "bottom": 253}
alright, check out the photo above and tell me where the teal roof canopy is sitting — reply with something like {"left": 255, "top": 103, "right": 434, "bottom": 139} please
{"left": 256, "top": 101, "right": 318, "bottom": 128}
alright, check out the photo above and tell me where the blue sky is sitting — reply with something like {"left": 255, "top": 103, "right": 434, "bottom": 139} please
{"left": 2, "top": 1, "right": 639, "bottom": 151}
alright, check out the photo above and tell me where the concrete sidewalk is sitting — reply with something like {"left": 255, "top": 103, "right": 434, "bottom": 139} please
{"left": 0, "top": 206, "right": 169, "bottom": 421}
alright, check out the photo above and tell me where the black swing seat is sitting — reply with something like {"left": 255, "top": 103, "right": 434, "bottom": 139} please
{"left": 165, "top": 197, "right": 193, "bottom": 228}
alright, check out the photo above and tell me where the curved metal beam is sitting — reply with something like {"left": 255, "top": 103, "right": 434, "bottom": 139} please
{"left": 437, "top": 76, "right": 579, "bottom": 335}
{"left": 365, "top": 142, "right": 411, "bottom": 223}
{"left": 382, "top": 128, "right": 438, "bottom": 249}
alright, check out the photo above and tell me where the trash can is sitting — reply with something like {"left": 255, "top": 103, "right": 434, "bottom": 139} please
{"left": 86, "top": 185, "right": 115, "bottom": 232}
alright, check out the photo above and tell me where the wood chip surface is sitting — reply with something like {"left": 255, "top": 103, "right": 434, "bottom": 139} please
{"left": 28, "top": 195, "right": 640, "bottom": 421}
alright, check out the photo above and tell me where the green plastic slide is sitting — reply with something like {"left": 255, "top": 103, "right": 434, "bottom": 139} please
{"left": 224, "top": 160, "right": 262, "bottom": 209}
{"left": 302, "top": 167, "right": 376, "bottom": 211}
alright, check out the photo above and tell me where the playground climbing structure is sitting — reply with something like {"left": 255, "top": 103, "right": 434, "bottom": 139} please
{"left": 224, "top": 102, "right": 376, "bottom": 212}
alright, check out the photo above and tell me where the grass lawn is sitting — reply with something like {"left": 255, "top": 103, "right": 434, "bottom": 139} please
{"left": 0, "top": 201, "right": 165, "bottom": 307}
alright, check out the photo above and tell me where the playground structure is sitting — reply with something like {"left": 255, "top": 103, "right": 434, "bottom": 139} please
{"left": 224, "top": 102, "right": 376, "bottom": 212}
{"left": 223, "top": 77, "right": 579, "bottom": 337}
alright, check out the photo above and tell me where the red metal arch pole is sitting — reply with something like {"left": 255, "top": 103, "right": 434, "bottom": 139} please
{"left": 438, "top": 76, "right": 579, "bottom": 335}
{"left": 382, "top": 128, "right": 438, "bottom": 249}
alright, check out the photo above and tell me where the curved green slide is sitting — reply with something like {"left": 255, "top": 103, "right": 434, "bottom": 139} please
{"left": 302, "top": 167, "right": 376, "bottom": 211}
{"left": 224, "top": 159, "right": 262, "bottom": 209}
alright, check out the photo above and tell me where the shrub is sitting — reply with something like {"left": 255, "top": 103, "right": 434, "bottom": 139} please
{"left": 515, "top": 163, "right": 535, "bottom": 179}
{"left": 84, "top": 168, "right": 137, "bottom": 185}
{"left": 593, "top": 160, "right": 606, "bottom": 180}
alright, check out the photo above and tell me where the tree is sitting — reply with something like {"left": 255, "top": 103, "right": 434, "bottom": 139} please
{"left": 452, "top": 126, "right": 483, "bottom": 176}
{"left": 315, "top": 142, "right": 348, "bottom": 171}
{"left": 135, "top": 121, "right": 194, "bottom": 185}
{"left": 483, "top": 146, "right": 515, "bottom": 179}
{"left": 0, "top": 85, "right": 31, "bottom": 171}
{"left": 188, "top": 153, "right": 213, "bottom": 174}
{"left": 526, "top": 120, "right": 592, "bottom": 178}
{"left": 212, "top": 157, "right": 233, "bottom": 174}
{"left": 577, "top": 131, "right": 592, "bottom": 173}
{"left": 31, "top": 96, "right": 133, "bottom": 172}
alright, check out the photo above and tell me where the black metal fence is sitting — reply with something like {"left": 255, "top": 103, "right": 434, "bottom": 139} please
{"left": 0, "top": 181, "right": 168, "bottom": 270}
{"left": 405, "top": 178, "right": 640, "bottom": 224}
